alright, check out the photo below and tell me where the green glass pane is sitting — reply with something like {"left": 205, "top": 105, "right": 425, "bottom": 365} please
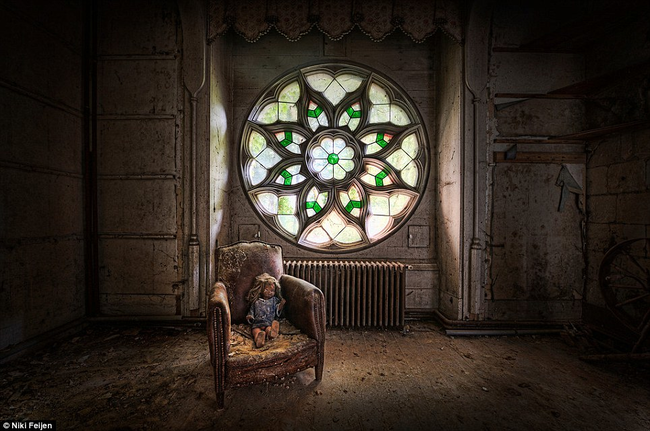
{"left": 327, "top": 153, "right": 339, "bottom": 164}
{"left": 345, "top": 200, "right": 362, "bottom": 213}
{"left": 346, "top": 106, "right": 361, "bottom": 118}
{"left": 377, "top": 133, "right": 389, "bottom": 148}
{"left": 307, "top": 105, "right": 323, "bottom": 118}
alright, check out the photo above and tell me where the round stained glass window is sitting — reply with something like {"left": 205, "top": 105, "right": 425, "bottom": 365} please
{"left": 239, "top": 63, "right": 429, "bottom": 252}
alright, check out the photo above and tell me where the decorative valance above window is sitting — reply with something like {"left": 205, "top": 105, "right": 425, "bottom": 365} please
{"left": 208, "top": 0, "right": 463, "bottom": 44}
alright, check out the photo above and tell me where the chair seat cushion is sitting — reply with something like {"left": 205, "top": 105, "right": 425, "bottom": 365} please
{"left": 226, "top": 320, "right": 318, "bottom": 386}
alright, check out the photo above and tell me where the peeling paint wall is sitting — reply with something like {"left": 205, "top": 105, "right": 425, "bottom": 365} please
{"left": 96, "top": 0, "right": 183, "bottom": 316}
{"left": 434, "top": 35, "right": 463, "bottom": 319}
{"left": 0, "top": 1, "right": 85, "bottom": 349}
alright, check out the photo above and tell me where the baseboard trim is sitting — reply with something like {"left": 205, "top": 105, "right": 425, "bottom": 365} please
{"left": 0, "top": 318, "right": 88, "bottom": 364}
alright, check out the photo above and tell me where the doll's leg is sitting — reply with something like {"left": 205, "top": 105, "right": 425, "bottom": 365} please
{"left": 252, "top": 327, "right": 266, "bottom": 348}
{"left": 269, "top": 320, "right": 280, "bottom": 339}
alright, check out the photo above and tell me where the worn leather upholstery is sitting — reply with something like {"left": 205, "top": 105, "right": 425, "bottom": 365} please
{"left": 207, "top": 241, "right": 325, "bottom": 409}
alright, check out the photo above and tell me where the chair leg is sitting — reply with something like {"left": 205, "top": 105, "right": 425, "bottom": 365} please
{"left": 315, "top": 360, "right": 324, "bottom": 381}
{"left": 217, "top": 390, "right": 225, "bottom": 409}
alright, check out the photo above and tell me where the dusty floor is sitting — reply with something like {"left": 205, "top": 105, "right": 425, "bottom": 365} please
{"left": 1, "top": 321, "right": 649, "bottom": 431}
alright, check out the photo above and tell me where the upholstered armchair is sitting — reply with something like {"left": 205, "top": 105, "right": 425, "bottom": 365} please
{"left": 207, "top": 240, "right": 326, "bottom": 408}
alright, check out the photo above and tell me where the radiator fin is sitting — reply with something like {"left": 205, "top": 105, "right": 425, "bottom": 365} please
{"left": 284, "top": 260, "right": 406, "bottom": 328}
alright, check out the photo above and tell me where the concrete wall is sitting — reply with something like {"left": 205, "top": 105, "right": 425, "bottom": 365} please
{"left": 224, "top": 29, "right": 441, "bottom": 313}
{"left": 0, "top": 1, "right": 85, "bottom": 349}
{"left": 96, "top": 0, "right": 184, "bottom": 316}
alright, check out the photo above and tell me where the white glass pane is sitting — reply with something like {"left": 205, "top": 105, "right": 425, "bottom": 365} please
{"left": 322, "top": 212, "right": 346, "bottom": 238}
{"left": 369, "top": 195, "right": 390, "bottom": 216}
{"left": 287, "top": 165, "right": 301, "bottom": 175}
{"left": 278, "top": 215, "right": 299, "bottom": 235}
{"left": 339, "top": 192, "right": 350, "bottom": 207}
{"left": 293, "top": 174, "right": 306, "bottom": 184}
{"left": 369, "top": 105, "right": 390, "bottom": 123}
{"left": 279, "top": 103, "right": 298, "bottom": 122}
{"left": 306, "top": 208, "right": 316, "bottom": 217}
{"left": 312, "top": 158, "right": 328, "bottom": 172}
{"left": 401, "top": 134, "right": 419, "bottom": 158}
{"left": 332, "top": 137, "right": 346, "bottom": 153}
{"left": 361, "top": 133, "right": 377, "bottom": 144}
{"left": 307, "top": 187, "right": 319, "bottom": 201}
{"left": 360, "top": 173, "right": 374, "bottom": 186}
{"left": 390, "top": 104, "right": 410, "bottom": 125}
{"left": 335, "top": 226, "right": 363, "bottom": 244}
{"left": 338, "top": 147, "right": 354, "bottom": 159}
{"left": 257, "top": 147, "right": 281, "bottom": 169}
{"left": 279, "top": 81, "right": 300, "bottom": 102}
{"left": 278, "top": 195, "right": 297, "bottom": 214}
{"left": 333, "top": 164, "right": 346, "bottom": 180}
{"left": 317, "top": 192, "right": 328, "bottom": 207}
{"left": 308, "top": 117, "right": 319, "bottom": 132}
{"left": 257, "top": 192, "right": 278, "bottom": 214}
{"left": 248, "top": 131, "right": 266, "bottom": 157}
{"left": 320, "top": 164, "right": 334, "bottom": 180}
{"left": 318, "top": 112, "right": 329, "bottom": 127}
{"left": 348, "top": 118, "right": 360, "bottom": 131}
{"left": 339, "top": 159, "right": 355, "bottom": 172}
{"left": 365, "top": 165, "right": 381, "bottom": 176}
{"left": 286, "top": 143, "right": 300, "bottom": 154}
{"left": 337, "top": 74, "right": 363, "bottom": 92}
{"left": 351, "top": 208, "right": 360, "bottom": 217}
{"left": 256, "top": 103, "right": 278, "bottom": 124}
{"left": 387, "top": 149, "right": 411, "bottom": 170}
{"left": 306, "top": 227, "right": 330, "bottom": 244}
{"left": 320, "top": 137, "right": 334, "bottom": 153}
{"left": 368, "top": 83, "right": 390, "bottom": 104}
{"left": 366, "top": 143, "right": 382, "bottom": 155}
{"left": 306, "top": 73, "right": 333, "bottom": 92}
{"left": 249, "top": 160, "right": 267, "bottom": 186}
{"left": 389, "top": 194, "right": 412, "bottom": 216}
{"left": 366, "top": 215, "right": 391, "bottom": 239}
{"left": 338, "top": 112, "right": 351, "bottom": 127}
{"left": 312, "top": 146, "right": 328, "bottom": 159}
{"left": 323, "top": 81, "right": 346, "bottom": 105}
{"left": 348, "top": 186, "right": 360, "bottom": 201}
{"left": 401, "top": 161, "right": 419, "bottom": 187}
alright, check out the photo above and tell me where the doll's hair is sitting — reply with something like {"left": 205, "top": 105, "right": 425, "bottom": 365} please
{"left": 246, "top": 273, "right": 282, "bottom": 304}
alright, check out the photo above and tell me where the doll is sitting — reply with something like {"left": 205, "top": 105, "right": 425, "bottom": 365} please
{"left": 246, "top": 273, "right": 286, "bottom": 348}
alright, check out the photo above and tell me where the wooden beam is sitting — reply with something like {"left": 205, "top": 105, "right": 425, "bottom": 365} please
{"left": 493, "top": 151, "right": 586, "bottom": 164}
{"left": 494, "top": 93, "right": 589, "bottom": 100}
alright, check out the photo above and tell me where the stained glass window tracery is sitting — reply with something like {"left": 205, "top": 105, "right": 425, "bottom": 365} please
{"left": 240, "top": 63, "right": 429, "bottom": 252}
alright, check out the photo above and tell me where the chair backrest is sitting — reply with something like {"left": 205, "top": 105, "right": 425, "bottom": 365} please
{"left": 216, "top": 241, "right": 284, "bottom": 323}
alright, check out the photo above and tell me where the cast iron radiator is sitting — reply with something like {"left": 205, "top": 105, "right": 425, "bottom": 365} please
{"left": 284, "top": 260, "right": 406, "bottom": 328}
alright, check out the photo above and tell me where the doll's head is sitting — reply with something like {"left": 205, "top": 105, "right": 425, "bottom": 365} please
{"left": 247, "top": 273, "right": 282, "bottom": 303}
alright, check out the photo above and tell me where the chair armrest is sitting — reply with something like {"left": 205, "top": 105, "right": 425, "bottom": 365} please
{"left": 280, "top": 274, "right": 326, "bottom": 342}
{"left": 207, "top": 281, "right": 231, "bottom": 368}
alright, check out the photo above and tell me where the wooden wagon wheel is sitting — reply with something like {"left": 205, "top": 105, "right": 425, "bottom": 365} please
{"left": 598, "top": 237, "right": 650, "bottom": 353}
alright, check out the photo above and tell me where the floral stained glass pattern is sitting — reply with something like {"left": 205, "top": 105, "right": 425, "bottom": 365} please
{"left": 240, "top": 63, "right": 429, "bottom": 252}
